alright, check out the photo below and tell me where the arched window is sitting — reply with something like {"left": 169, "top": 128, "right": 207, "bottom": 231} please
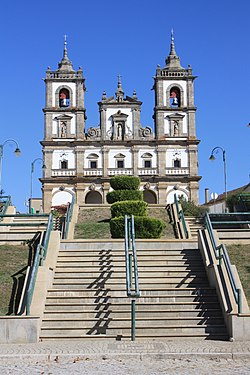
{"left": 143, "top": 190, "right": 157, "bottom": 204}
{"left": 170, "top": 87, "right": 181, "bottom": 107}
{"left": 59, "top": 88, "right": 70, "bottom": 107}
{"left": 85, "top": 191, "right": 102, "bottom": 204}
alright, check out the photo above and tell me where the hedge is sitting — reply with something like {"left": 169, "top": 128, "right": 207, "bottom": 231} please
{"left": 107, "top": 190, "right": 143, "bottom": 204}
{"left": 109, "top": 175, "right": 140, "bottom": 191}
{"left": 110, "top": 216, "right": 165, "bottom": 239}
{"left": 111, "top": 200, "right": 148, "bottom": 218}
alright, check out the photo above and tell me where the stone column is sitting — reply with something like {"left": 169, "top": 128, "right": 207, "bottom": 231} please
{"left": 188, "top": 146, "right": 198, "bottom": 176}
{"left": 157, "top": 147, "right": 166, "bottom": 177}
{"left": 100, "top": 108, "right": 107, "bottom": 140}
{"left": 42, "top": 186, "right": 53, "bottom": 213}
{"left": 157, "top": 182, "right": 167, "bottom": 205}
{"left": 189, "top": 181, "right": 199, "bottom": 205}
{"left": 102, "top": 147, "right": 109, "bottom": 177}
{"left": 132, "top": 147, "right": 139, "bottom": 176}
{"left": 76, "top": 147, "right": 85, "bottom": 176}
{"left": 43, "top": 150, "right": 53, "bottom": 178}
{"left": 102, "top": 182, "right": 110, "bottom": 204}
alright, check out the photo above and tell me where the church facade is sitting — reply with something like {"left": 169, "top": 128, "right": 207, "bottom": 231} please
{"left": 41, "top": 35, "right": 200, "bottom": 213}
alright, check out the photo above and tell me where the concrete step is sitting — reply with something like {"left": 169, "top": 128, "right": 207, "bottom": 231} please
{"left": 41, "top": 316, "right": 225, "bottom": 329}
{"left": 60, "top": 241, "right": 198, "bottom": 251}
{"left": 51, "top": 282, "right": 209, "bottom": 289}
{"left": 39, "top": 324, "right": 228, "bottom": 337}
{"left": 43, "top": 309, "right": 223, "bottom": 319}
{"left": 46, "top": 287, "right": 218, "bottom": 297}
{"left": 44, "top": 301, "right": 220, "bottom": 312}
{"left": 53, "top": 270, "right": 207, "bottom": 278}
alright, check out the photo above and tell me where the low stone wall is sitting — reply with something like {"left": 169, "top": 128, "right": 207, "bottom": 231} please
{"left": 0, "top": 316, "right": 40, "bottom": 344}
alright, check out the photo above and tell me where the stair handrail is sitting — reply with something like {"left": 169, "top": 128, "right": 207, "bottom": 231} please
{"left": 26, "top": 212, "right": 53, "bottom": 315}
{"left": 124, "top": 215, "right": 140, "bottom": 340}
{"left": 63, "top": 195, "right": 75, "bottom": 239}
{"left": 204, "top": 212, "right": 242, "bottom": 314}
{"left": 0, "top": 195, "right": 12, "bottom": 217}
{"left": 174, "top": 194, "right": 189, "bottom": 239}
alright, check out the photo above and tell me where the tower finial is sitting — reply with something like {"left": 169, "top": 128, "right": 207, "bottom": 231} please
{"left": 116, "top": 74, "right": 124, "bottom": 102}
{"left": 58, "top": 34, "right": 73, "bottom": 71}
{"left": 171, "top": 28, "right": 174, "bottom": 42}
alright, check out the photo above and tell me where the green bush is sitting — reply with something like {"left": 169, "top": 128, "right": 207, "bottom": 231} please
{"left": 226, "top": 192, "right": 243, "bottom": 212}
{"left": 107, "top": 190, "right": 143, "bottom": 204}
{"left": 110, "top": 175, "right": 140, "bottom": 191}
{"left": 111, "top": 200, "right": 148, "bottom": 218}
{"left": 178, "top": 196, "right": 208, "bottom": 218}
{"left": 110, "top": 216, "right": 165, "bottom": 239}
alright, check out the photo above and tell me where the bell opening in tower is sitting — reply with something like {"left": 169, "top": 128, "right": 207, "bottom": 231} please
{"left": 59, "top": 88, "right": 70, "bottom": 107}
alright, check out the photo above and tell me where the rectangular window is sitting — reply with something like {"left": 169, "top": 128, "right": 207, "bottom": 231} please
{"left": 144, "top": 160, "right": 152, "bottom": 168}
{"left": 117, "top": 160, "right": 124, "bottom": 169}
{"left": 90, "top": 161, "right": 97, "bottom": 169}
{"left": 61, "top": 160, "right": 68, "bottom": 169}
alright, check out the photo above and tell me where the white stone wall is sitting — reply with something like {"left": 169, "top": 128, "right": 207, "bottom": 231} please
{"left": 106, "top": 108, "right": 133, "bottom": 135}
{"left": 166, "top": 149, "right": 188, "bottom": 167}
{"left": 52, "top": 113, "right": 76, "bottom": 135}
{"left": 52, "top": 150, "right": 75, "bottom": 169}
{"left": 166, "top": 186, "right": 189, "bottom": 203}
{"left": 84, "top": 149, "right": 102, "bottom": 168}
{"left": 138, "top": 149, "right": 157, "bottom": 168}
{"left": 108, "top": 149, "right": 132, "bottom": 168}
{"left": 164, "top": 113, "right": 187, "bottom": 134}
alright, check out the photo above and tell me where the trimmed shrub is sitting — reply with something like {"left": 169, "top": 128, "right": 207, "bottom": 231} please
{"left": 107, "top": 190, "right": 143, "bottom": 204}
{"left": 110, "top": 175, "right": 140, "bottom": 191}
{"left": 110, "top": 216, "right": 165, "bottom": 239}
{"left": 111, "top": 200, "right": 148, "bottom": 218}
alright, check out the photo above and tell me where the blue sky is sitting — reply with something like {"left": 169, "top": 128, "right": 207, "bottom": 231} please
{"left": 1, "top": 0, "right": 249, "bottom": 211}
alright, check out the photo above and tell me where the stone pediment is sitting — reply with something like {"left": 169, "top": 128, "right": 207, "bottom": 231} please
{"left": 111, "top": 110, "right": 128, "bottom": 119}
{"left": 114, "top": 153, "right": 126, "bottom": 158}
{"left": 54, "top": 114, "right": 73, "bottom": 120}
{"left": 167, "top": 113, "right": 185, "bottom": 119}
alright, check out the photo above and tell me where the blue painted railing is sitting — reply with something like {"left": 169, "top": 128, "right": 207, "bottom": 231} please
{"left": 124, "top": 215, "right": 140, "bottom": 341}
{"left": 62, "top": 195, "right": 75, "bottom": 239}
{"left": 204, "top": 213, "right": 242, "bottom": 314}
{"left": 174, "top": 194, "right": 189, "bottom": 239}
{"left": 26, "top": 213, "right": 54, "bottom": 315}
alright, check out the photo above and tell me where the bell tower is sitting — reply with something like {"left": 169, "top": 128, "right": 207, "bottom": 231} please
{"left": 153, "top": 31, "right": 200, "bottom": 204}
{"left": 41, "top": 37, "right": 86, "bottom": 212}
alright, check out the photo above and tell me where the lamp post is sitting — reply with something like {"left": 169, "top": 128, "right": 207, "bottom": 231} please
{"left": 209, "top": 146, "right": 227, "bottom": 211}
{"left": 0, "top": 139, "right": 21, "bottom": 196}
{"left": 30, "top": 158, "right": 45, "bottom": 213}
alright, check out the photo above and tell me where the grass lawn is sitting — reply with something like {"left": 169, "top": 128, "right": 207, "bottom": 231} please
{"left": 75, "top": 206, "right": 175, "bottom": 239}
{"left": 0, "top": 244, "right": 29, "bottom": 315}
{"left": 227, "top": 244, "right": 250, "bottom": 306}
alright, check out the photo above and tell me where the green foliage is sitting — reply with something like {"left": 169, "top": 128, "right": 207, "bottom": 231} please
{"left": 111, "top": 200, "right": 148, "bottom": 218}
{"left": 110, "top": 216, "right": 165, "bottom": 239}
{"left": 107, "top": 190, "right": 143, "bottom": 204}
{"left": 110, "top": 175, "right": 140, "bottom": 191}
{"left": 178, "top": 196, "right": 208, "bottom": 218}
{"left": 226, "top": 192, "right": 243, "bottom": 212}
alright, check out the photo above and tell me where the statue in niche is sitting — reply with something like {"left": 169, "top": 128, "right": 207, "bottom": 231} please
{"left": 60, "top": 122, "right": 67, "bottom": 138}
{"left": 173, "top": 121, "right": 179, "bottom": 136}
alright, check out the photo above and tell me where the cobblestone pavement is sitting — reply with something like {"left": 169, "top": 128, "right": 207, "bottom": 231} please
{"left": 0, "top": 340, "right": 250, "bottom": 374}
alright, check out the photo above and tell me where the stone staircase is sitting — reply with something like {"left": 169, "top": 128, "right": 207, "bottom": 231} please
{"left": 185, "top": 217, "right": 204, "bottom": 240}
{"left": 0, "top": 215, "right": 48, "bottom": 244}
{"left": 39, "top": 240, "right": 228, "bottom": 341}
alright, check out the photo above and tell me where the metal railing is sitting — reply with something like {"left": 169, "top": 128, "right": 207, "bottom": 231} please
{"left": 62, "top": 196, "right": 75, "bottom": 239}
{"left": 26, "top": 213, "right": 54, "bottom": 315}
{"left": 124, "top": 215, "right": 140, "bottom": 341}
{"left": 204, "top": 213, "right": 242, "bottom": 314}
{"left": 0, "top": 195, "right": 12, "bottom": 216}
{"left": 174, "top": 194, "right": 189, "bottom": 239}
